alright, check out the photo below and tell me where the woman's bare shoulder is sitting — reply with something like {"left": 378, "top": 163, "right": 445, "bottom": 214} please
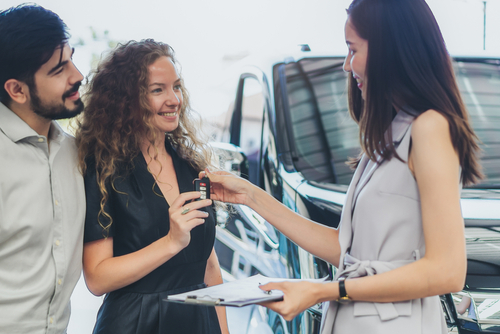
{"left": 411, "top": 109, "right": 450, "bottom": 140}
{"left": 408, "top": 109, "right": 457, "bottom": 174}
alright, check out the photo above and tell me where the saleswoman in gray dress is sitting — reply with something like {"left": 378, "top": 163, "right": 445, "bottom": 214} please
{"left": 202, "top": 0, "right": 482, "bottom": 333}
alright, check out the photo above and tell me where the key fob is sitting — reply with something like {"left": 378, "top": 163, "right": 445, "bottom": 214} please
{"left": 193, "top": 177, "right": 210, "bottom": 201}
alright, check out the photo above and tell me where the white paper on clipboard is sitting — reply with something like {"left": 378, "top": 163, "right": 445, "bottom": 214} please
{"left": 164, "top": 274, "right": 328, "bottom": 307}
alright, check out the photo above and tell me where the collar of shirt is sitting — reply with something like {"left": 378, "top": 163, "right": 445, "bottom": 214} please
{"left": 0, "top": 102, "right": 65, "bottom": 150}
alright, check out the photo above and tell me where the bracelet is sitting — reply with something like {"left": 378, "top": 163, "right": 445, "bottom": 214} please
{"left": 336, "top": 279, "right": 352, "bottom": 304}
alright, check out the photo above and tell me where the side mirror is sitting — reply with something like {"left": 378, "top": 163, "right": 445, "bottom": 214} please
{"left": 210, "top": 142, "right": 250, "bottom": 180}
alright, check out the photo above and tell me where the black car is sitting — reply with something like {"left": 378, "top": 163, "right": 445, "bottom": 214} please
{"left": 212, "top": 50, "right": 500, "bottom": 334}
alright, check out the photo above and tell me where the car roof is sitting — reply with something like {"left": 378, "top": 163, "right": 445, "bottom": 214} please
{"left": 223, "top": 47, "right": 500, "bottom": 88}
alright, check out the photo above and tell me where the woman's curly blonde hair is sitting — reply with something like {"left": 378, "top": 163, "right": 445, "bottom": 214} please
{"left": 75, "top": 39, "right": 217, "bottom": 235}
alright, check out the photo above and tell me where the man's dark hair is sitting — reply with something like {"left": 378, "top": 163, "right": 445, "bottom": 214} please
{"left": 0, "top": 4, "right": 69, "bottom": 104}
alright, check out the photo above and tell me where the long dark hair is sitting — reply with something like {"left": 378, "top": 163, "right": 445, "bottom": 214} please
{"left": 347, "top": 0, "right": 482, "bottom": 186}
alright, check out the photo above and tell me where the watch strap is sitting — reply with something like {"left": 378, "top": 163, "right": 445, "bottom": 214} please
{"left": 337, "top": 279, "right": 351, "bottom": 303}
{"left": 339, "top": 279, "right": 348, "bottom": 298}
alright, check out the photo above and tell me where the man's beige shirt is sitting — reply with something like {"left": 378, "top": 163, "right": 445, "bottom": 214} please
{"left": 0, "top": 102, "right": 85, "bottom": 334}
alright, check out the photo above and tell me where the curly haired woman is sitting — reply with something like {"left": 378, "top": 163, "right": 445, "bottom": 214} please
{"left": 75, "top": 39, "right": 228, "bottom": 334}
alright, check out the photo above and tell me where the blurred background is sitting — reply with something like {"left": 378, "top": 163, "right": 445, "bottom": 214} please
{"left": 1, "top": 0, "right": 499, "bottom": 122}
{"left": 1, "top": 0, "right": 499, "bottom": 332}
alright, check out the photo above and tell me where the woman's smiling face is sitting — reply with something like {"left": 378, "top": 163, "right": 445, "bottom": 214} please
{"left": 147, "top": 56, "right": 183, "bottom": 134}
{"left": 343, "top": 18, "right": 369, "bottom": 100}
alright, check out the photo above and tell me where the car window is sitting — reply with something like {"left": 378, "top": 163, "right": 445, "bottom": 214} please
{"left": 454, "top": 59, "right": 500, "bottom": 187}
{"left": 240, "top": 78, "right": 264, "bottom": 184}
{"left": 278, "top": 58, "right": 359, "bottom": 185}
{"left": 278, "top": 57, "right": 500, "bottom": 187}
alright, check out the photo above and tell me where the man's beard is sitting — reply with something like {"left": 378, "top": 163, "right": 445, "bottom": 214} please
{"left": 30, "top": 82, "right": 84, "bottom": 120}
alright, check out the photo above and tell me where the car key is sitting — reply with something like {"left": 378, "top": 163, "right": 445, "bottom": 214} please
{"left": 193, "top": 177, "right": 210, "bottom": 201}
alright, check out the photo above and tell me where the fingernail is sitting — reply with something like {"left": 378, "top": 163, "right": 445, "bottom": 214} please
{"left": 204, "top": 211, "right": 209, "bottom": 216}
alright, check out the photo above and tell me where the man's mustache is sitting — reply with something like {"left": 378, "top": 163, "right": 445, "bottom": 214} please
{"left": 62, "top": 82, "right": 82, "bottom": 100}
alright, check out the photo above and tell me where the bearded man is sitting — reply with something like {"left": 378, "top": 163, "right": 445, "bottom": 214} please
{"left": 0, "top": 4, "right": 86, "bottom": 333}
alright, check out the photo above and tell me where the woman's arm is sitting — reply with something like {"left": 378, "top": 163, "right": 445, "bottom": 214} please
{"left": 260, "top": 110, "right": 466, "bottom": 319}
{"left": 83, "top": 192, "right": 212, "bottom": 296}
{"left": 204, "top": 171, "right": 341, "bottom": 266}
{"left": 204, "top": 248, "right": 229, "bottom": 334}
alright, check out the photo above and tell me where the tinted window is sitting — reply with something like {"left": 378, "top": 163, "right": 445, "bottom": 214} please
{"left": 281, "top": 58, "right": 358, "bottom": 185}
{"left": 454, "top": 59, "right": 500, "bottom": 187}
{"left": 240, "top": 78, "right": 264, "bottom": 184}
{"left": 280, "top": 57, "right": 500, "bottom": 187}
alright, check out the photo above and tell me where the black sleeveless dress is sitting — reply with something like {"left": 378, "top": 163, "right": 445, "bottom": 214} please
{"left": 84, "top": 141, "right": 221, "bottom": 334}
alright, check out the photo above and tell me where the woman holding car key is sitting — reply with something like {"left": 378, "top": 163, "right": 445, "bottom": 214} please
{"left": 75, "top": 40, "right": 228, "bottom": 334}
{"left": 203, "top": 0, "right": 482, "bottom": 333}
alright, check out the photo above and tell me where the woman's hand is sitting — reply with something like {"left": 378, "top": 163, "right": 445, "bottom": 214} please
{"left": 199, "top": 169, "right": 254, "bottom": 206}
{"left": 258, "top": 281, "right": 326, "bottom": 321}
{"left": 165, "top": 191, "right": 212, "bottom": 251}
{"left": 83, "top": 191, "right": 213, "bottom": 296}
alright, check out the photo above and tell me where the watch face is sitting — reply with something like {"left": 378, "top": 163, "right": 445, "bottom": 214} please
{"left": 337, "top": 297, "right": 352, "bottom": 304}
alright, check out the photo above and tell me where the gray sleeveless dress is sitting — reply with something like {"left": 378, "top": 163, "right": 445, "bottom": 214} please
{"left": 320, "top": 110, "right": 448, "bottom": 333}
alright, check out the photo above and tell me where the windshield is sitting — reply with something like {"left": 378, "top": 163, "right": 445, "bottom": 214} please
{"left": 281, "top": 57, "right": 500, "bottom": 187}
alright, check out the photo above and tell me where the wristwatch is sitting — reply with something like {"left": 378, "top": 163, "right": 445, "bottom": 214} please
{"left": 336, "top": 279, "right": 352, "bottom": 304}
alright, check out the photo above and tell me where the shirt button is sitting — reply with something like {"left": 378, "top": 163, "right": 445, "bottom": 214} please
{"left": 55, "top": 200, "right": 59, "bottom": 206}
{"left": 58, "top": 279, "right": 62, "bottom": 285}
{"left": 49, "top": 317, "right": 53, "bottom": 324}
{"left": 55, "top": 240, "right": 60, "bottom": 246}
{"left": 38, "top": 138, "right": 44, "bottom": 143}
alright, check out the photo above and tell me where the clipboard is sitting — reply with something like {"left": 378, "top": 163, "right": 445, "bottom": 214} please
{"left": 172, "top": 293, "right": 284, "bottom": 307}
{"left": 164, "top": 274, "right": 326, "bottom": 307}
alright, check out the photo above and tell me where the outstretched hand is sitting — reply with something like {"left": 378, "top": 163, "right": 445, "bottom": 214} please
{"left": 258, "top": 281, "right": 323, "bottom": 321}
{"left": 198, "top": 169, "right": 254, "bottom": 206}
